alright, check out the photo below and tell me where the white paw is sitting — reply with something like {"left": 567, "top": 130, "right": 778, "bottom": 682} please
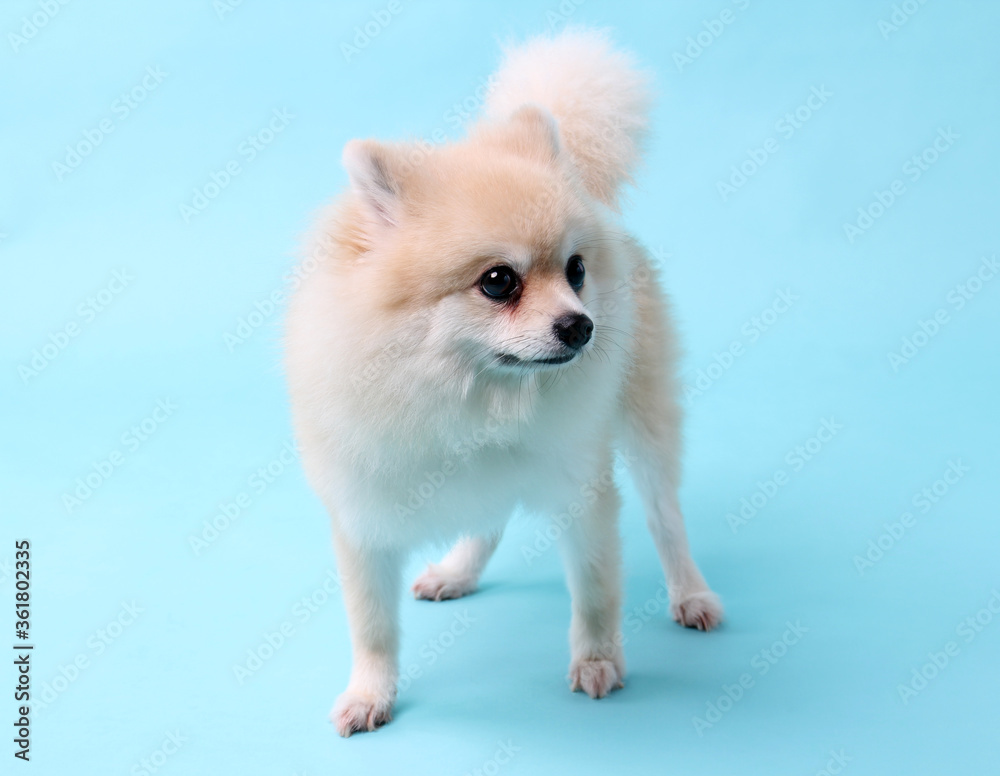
{"left": 411, "top": 564, "right": 478, "bottom": 601}
{"left": 671, "top": 589, "right": 724, "bottom": 631}
{"left": 569, "top": 658, "right": 625, "bottom": 699}
{"left": 330, "top": 690, "right": 394, "bottom": 737}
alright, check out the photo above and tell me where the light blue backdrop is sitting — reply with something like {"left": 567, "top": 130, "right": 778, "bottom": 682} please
{"left": 3, "top": 1, "right": 999, "bottom": 774}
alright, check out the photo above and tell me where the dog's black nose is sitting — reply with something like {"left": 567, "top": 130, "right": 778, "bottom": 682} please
{"left": 553, "top": 313, "right": 594, "bottom": 350}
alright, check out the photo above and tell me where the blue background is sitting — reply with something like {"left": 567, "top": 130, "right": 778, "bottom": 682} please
{"left": 3, "top": 1, "right": 999, "bottom": 774}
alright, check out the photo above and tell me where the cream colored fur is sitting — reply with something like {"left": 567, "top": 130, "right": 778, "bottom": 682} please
{"left": 285, "top": 28, "right": 722, "bottom": 737}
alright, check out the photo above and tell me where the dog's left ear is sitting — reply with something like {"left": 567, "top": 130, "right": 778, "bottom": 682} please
{"left": 342, "top": 139, "right": 406, "bottom": 227}
{"left": 501, "top": 104, "right": 561, "bottom": 162}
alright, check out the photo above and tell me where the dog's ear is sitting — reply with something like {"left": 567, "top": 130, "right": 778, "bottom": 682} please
{"left": 342, "top": 139, "right": 406, "bottom": 227}
{"left": 502, "top": 104, "right": 560, "bottom": 162}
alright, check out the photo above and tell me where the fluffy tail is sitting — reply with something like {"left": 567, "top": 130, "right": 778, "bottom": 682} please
{"left": 483, "top": 28, "right": 651, "bottom": 208}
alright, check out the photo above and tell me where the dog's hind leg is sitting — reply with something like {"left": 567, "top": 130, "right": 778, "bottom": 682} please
{"left": 622, "top": 259, "right": 723, "bottom": 631}
{"left": 411, "top": 530, "right": 503, "bottom": 601}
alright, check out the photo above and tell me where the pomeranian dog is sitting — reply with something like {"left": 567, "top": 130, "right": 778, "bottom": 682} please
{"left": 285, "top": 28, "right": 723, "bottom": 736}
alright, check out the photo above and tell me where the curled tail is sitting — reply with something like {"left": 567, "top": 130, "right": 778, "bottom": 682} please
{"left": 483, "top": 28, "right": 652, "bottom": 208}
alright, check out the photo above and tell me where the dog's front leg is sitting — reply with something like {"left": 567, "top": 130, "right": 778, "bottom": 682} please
{"left": 558, "top": 479, "right": 626, "bottom": 699}
{"left": 330, "top": 531, "right": 402, "bottom": 737}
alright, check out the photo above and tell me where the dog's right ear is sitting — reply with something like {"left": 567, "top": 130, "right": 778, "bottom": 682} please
{"left": 342, "top": 139, "right": 405, "bottom": 228}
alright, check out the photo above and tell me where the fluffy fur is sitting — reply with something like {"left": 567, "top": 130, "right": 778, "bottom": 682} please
{"left": 285, "top": 28, "right": 722, "bottom": 737}
{"left": 484, "top": 28, "right": 650, "bottom": 208}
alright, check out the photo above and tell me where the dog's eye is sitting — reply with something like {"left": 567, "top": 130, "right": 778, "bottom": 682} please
{"left": 566, "top": 255, "right": 585, "bottom": 291}
{"left": 480, "top": 265, "right": 519, "bottom": 301}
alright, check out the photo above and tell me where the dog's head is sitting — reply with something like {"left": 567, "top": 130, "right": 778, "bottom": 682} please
{"left": 336, "top": 107, "right": 630, "bottom": 387}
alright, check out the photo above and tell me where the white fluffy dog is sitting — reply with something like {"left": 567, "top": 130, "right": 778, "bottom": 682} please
{"left": 285, "top": 28, "right": 723, "bottom": 736}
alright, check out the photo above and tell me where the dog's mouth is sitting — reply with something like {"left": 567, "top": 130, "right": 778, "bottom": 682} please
{"left": 495, "top": 351, "right": 577, "bottom": 367}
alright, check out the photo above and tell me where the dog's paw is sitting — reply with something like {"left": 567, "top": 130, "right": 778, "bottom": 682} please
{"left": 330, "top": 691, "right": 394, "bottom": 737}
{"left": 411, "top": 564, "right": 478, "bottom": 601}
{"left": 671, "top": 589, "right": 724, "bottom": 631}
{"left": 569, "top": 658, "right": 625, "bottom": 699}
